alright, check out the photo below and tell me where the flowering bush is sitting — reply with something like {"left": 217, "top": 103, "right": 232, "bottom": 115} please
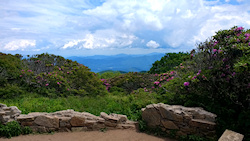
{"left": 160, "top": 26, "right": 250, "bottom": 139}
{"left": 0, "top": 53, "right": 107, "bottom": 98}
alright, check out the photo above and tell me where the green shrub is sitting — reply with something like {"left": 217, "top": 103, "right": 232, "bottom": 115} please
{"left": 159, "top": 26, "right": 250, "bottom": 139}
{"left": 0, "top": 121, "right": 22, "bottom": 138}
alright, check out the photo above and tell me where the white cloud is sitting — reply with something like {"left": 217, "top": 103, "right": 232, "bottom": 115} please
{"left": 146, "top": 40, "right": 160, "bottom": 48}
{"left": 0, "top": 0, "right": 250, "bottom": 55}
{"left": 62, "top": 30, "right": 137, "bottom": 50}
{"left": 3, "top": 40, "right": 36, "bottom": 51}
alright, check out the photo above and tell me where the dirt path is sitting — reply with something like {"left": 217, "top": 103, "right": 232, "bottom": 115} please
{"left": 0, "top": 130, "right": 176, "bottom": 141}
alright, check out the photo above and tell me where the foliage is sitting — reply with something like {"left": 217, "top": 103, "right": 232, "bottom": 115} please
{"left": 0, "top": 121, "right": 32, "bottom": 138}
{"left": 98, "top": 71, "right": 122, "bottom": 79}
{"left": 0, "top": 53, "right": 107, "bottom": 98}
{"left": 148, "top": 52, "right": 189, "bottom": 74}
{"left": 157, "top": 26, "right": 250, "bottom": 140}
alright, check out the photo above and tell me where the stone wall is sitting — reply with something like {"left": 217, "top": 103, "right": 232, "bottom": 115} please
{"left": 1, "top": 103, "right": 217, "bottom": 138}
{"left": 142, "top": 103, "right": 217, "bottom": 138}
{"left": 0, "top": 104, "right": 137, "bottom": 133}
{"left": 0, "top": 103, "right": 21, "bottom": 124}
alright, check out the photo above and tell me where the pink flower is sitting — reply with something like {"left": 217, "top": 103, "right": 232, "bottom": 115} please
{"left": 45, "top": 84, "right": 49, "bottom": 86}
{"left": 152, "top": 86, "right": 155, "bottom": 89}
{"left": 155, "top": 74, "right": 158, "bottom": 76}
{"left": 154, "top": 81, "right": 160, "bottom": 85}
{"left": 249, "top": 42, "right": 250, "bottom": 46}
{"left": 28, "top": 70, "right": 32, "bottom": 72}
{"left": 59, "top": 68, "right": 61, "bottom": 70}
{"left": 184, "top": 82, "right": 190, "bottom": 86}
{"left": 218, "top": 49, "right": 223, "bottom": 53}
{"left": 57, "top": 82, "right": 60, "bottom": 85}
{"left": 67, "top": 88, "right": 69, "bottom": 91}
{"left": 67, "top": 72, "right": 69, "bottom": 74}
{"left": 232, "top": 72, "right": 236, "bottom": 76}
{"left": 213, "top": 49, "right": 217, "bottom": 53}
{"left": 235, "top": 27, "right": 244, "bottom": 31}
{"left": 20, "top": 75, "right": 22, "bottom": 77}
{"left": 213, "top": 41, "right": 218, "bottom": 46}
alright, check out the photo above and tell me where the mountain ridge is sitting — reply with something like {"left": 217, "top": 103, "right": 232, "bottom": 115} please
{"left": 67, "top": 53, "right": 165, "bottom": 73}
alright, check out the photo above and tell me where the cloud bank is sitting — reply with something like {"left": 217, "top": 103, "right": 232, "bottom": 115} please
{"left": 0, "top": 0, "right": 250, "bottom": 56}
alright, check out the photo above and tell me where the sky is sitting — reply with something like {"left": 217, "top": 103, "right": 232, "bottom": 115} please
{"left": 0, "top": 0, "right": 250, "bottom": 57}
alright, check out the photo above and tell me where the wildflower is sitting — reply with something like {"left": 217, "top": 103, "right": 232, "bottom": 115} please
{"left": 184, "top": 82, "right": 190, "bottom": 86}
{"left": 218, "top": 49, "right": 223, "bottom": 53}
{"left": 249, "top": 42, "right": 250, "bottom": 46}
{"left": 202, "top": 75, "right": 207, "bottom": 79}
{"left": 213, "top": 41, "right": 218, "bottom": 46}
{"left": 20, "top": 75, "right": 22, "bottom": 77}
{"left": 67, "top": 72, "right": 69, "bottom": 74}
{"left": 235, "top": 27, "right": 244, "bottom": 31}
{"left": 213, "top": 49, "right": 217, "bottom": 53}
{"left": 59, "top": 68, "right": 61, "bottom": 70}
{"left": 154, "top": 81, "right": 160, "bottom": 85}
{"left": 232, "top": 72, "right": 236, "bottom": 76}
{"left": 67, "top": 88, "right": 69, "bottom": 91}
{"left": 152, "top": 86, "right": 155, "bottom": 89}
{"left": 221, "top": 73, "right": 226, "bottom": 77}
{"left": 45, "top": 84, "right": 49, "bottom": 86}
{"left": 155, "top": 74, "right": 158, "bottom": 76}
{"left": 57, "top": 82, "right": 60, "bottom": 85}
{"left": 28, "top": 70, "right": 32, "bottom": 72}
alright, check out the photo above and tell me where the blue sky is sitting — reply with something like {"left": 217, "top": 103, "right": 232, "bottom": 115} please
{"left": 0, "top": 0, "right": 250, "bottom": 57}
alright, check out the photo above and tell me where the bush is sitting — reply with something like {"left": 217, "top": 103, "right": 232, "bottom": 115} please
{"left": 0, "top": 121, "right": 32, "bottom": 138}
{"left": 159, "top": 26, "right": 250, "bottom": 139}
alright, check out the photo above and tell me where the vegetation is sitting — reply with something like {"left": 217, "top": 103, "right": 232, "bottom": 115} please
{"left": 0, "top": 121, "right": 32, "bottom": 138}
{"left": 148, "top": 52, "right": 189, "bottom": 74}
{"left": 0, "top": 26, "right": 249, "bottom": 140}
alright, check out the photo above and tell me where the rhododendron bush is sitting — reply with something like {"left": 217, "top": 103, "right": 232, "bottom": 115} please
{"left": 159, "top": 26, "right": 249, "bottom": 139}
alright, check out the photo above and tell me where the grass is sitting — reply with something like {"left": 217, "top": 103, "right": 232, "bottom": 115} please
{"left": 0, "top": 89, "right": 159, "bottom": 121}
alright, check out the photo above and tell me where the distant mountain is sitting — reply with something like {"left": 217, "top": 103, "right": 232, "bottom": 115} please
{"left": 67, "top": 53, "right": 165, "bottom": 73}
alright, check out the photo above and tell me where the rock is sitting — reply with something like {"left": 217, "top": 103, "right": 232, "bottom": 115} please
{"left": 141, "top": 103, "right": 217, "bottom": 139}
{"left": 71, "top": 127, "right": 88, "bottom": 132}
{"left": 34, "top": 115, "right": 59, "bottom": 128}
{"left": 70, "top": 116, "right": 85, "bottom": 127}
{"left": 141, "top": 104, "right": 161, "bottom": 127}
{"left": 100, "top": 112, "right": 118, "bottom": 123}
{"left": 218, "top": 129, "right": 244, "bottom": 141}
{"left": 189, "top": 119, "right": 215, "bottom": 130}
{"left": 59, "top": 117, "right": 71, "bottom": 128}
{"left": 161, "top": 120, "right": 179, "bottom": 130}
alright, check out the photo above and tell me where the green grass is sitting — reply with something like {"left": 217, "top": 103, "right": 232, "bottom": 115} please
{"left": 0, "top": 90, "right": 159, "bottom": 120}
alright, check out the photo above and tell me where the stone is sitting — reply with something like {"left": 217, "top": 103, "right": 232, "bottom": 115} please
{"left": 71, "top": 127, "right": 88, "bottom": 132}
{"left": 59, "top": 117, "right": 71, "bottom": 128}
{"left": 34, "top": 115, "right": 59, "bottom": 128}
{"left": 141, "top": 104, "right": 161, "bottom": 127}
{"left": 100, "top": 112, "right": 118, "bottom": 123}
{"left": 30, "top": 126, "right": 47, "bottom": 133}
{"left": 161, "top": 120, "right": 179, "bottom": 130}
{"left": 218, "top": 129, "right": 244, "bottom": 141}
{"left": 117, "top": 124, "right": 136, "bottom": 129}
{"left": 104, "top": 121, "right": 117, "bottom": 127}
{"left": 142, "top": 103, "right": 217, "bottom": 139}
{"left": 189, "top": 119, "right": 215, "bottom": 130}
{"left": 21, "top": 121, "right": 34, "bottom": 126}
{"left": 70, "top": 116, "right": 85, "bottom": 127}
{"left": 84, "top": 120, "right": 96, "bottom": 128}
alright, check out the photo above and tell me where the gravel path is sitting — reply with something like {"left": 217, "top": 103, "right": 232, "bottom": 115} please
{"left": 0, "top": 130, "right": 176, "bottom": 141}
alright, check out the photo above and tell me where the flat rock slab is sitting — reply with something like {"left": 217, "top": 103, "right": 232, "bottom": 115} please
{"left": 218, "top": 129, "right": 244, "bottom": 141}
